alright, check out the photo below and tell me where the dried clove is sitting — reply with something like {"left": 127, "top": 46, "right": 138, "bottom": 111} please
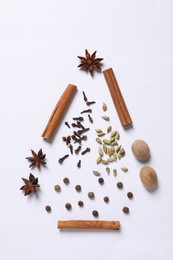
{"left": 80, "top": 135, "right": 87, "bottom": 141}
{"left": 67, "top": 137, "right": 71, "bottom": 145}
{"left": 72, "top": 135, "right": 81, "bottom": 144}
{"left": 63, "top": 135, "right": 71, "bottom": 145}
{"left": 72, "top": 116, "right": 84, "bottom": 121}
{"left": 88, "top": 114, "right": 93, "bottom": 123}
{"left": 82, "top": 91, "right": 88, "bottom": 102}
{"left": 81, "top": 109, "right": 92, "bottom": 114}
{"left": 72, "top": 134, "right": 87, "bottom": 143}
{"left": 65, "top": 121, "right": 70, "bottom": 128}
{"left": 77, "top": 128, "right": 90, "bottom": 135}
{"left": 86, "top": 101, "right": 96, "bottom": 106}
{"left": 73, "top": 131, "right": 81, "bottom": 138}
{"left": 77, "top": 121, "right": 85, "bottom": 129}
{"left": 58, "top": 154, "right": 69, "bottom": 164}
{"left": 71, "top": 123, "right": 80, "bottom": 128}
{"left": 77, "top": 160, "right": 81, "bottom": 168}
{"left": 68, "top": 144, "right": 73, "bottom": 154}
{"left": 81, "top": 147, "right": 90, "bottom": 155}
{"left": 75, "top": 145, "right": 82, "bottom": 154}
{"left": 62, "top": 136, "right": 67, "bottom": 142}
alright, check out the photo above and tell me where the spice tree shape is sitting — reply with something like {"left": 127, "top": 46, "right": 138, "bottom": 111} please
{"left": 20, "top": 173, "right": 40, "bottom": 196}
{"left": 77, "top": 49, "right": 103, "bottom": 76}
{"left": 26, "top": 149, "right": 46, "bottom": 168}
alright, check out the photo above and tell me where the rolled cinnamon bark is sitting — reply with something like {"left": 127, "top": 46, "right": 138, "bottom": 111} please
{"left": 103, "top": 68, "right": 132, "bottom": 128}
{"left": 58, "top": 220, "right": 120, "bottom": 230}
{"left": 42, "top": 84, "right": 77, "bottom": 140}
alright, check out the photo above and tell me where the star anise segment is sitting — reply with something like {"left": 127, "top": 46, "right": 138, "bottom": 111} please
{"left": 20, "top": 173, "right": 40, "bottom": 196}
{"left": 78, "top": 49, "right": 103, "bottom": 76}
{"left": 26, "top": 148, "right": 46, "bottom": 169}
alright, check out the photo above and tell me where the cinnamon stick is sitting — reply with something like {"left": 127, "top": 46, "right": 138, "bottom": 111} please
{"left": 42, "top": 84, "right": 77, "bottom": 140}
{"left": 103, "top": 68, "right": 132, "bottom": 127}
{"left": 57, "top": 220, "right": 120, "bottom": 230}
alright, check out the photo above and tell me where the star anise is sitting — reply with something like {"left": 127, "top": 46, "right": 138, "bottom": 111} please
{"left": 77, "top": 49, "right": 103, "bottom": 76}
{"left": 26, "top": 149, "right": 46, "bottom": 169}
{"left": 20, "top": 173, "right": 40, "bottom": 196}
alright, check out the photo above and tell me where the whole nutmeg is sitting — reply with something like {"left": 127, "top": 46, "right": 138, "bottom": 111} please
{"left": 140, "top": 166, "right": 158, "bottom": 191}
{"left": 131, "top": 140, "right": 150, "bottom": 162}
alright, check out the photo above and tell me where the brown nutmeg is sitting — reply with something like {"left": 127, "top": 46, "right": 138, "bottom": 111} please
{"left": 131, "top": 140, "right": 150, "bottom": 162}
{"left": 140, "top": 166, "right": 158, "bottom": 191}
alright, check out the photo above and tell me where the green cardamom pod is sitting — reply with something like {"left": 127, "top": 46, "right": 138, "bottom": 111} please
{"left": 113, "top": 153, "right": 117, "bottom": 161}
{"left": 111, "top": 146, "right": 115, "bottom": 153}
{"left": 93, "top": 171, "right": 101, "bottom": 176}
{"left": 107, "top": 126, "right": 112, "bottom": 133}
{"left": 116, "top": 145, "right": 121, "bottom": 153}
{"left": 102, "top": 102, "right": 107, "bottom": 111}
{"left": 110, "top": 137, "right": 115, "bottom": 143}
{"left": 121, "top": 167, "right": 128, "bottom": 172}
{"left": 107, "top": 148, "right": 112, "bottom": 157}
{"left": 98, "top": 146, "right": 103, "bottom": 157}
{"left": 115, "top": 132, "right": 120, "bottom": 140}
{"left": 108, "top": 157, "right": 114, "bottom": 162}
{"left": 117, "top": 151, "right": 122, "bottom": 160}
{"left": 103, "top": 144, "right": 107, "bottom": 154}
{"left": 113, "top": 169, "right": 117, "bottom": 176}
{"left": 97, "top": 132, "right": 105, "bottom": 137}
{"left": 103, "top": 139, "right": 111, "bottom": 145}
{"left": 120, "top": 148, "right": 125, "bottom": 156}
{"left": 95, "top": 129, "right": 103, "bottom": 133}
{"left": 111, "top": 141, "right": 118, "bottom": 146}
{"left": 102, "top": 116, "right": 110, "bottom": 121}
{"left": 106, "top": 167, "right": 110, "bottom": 174}
{"left": 96, "top": 156, "right": 102, "bottom": 164}
{"left": 111, "top": 131, "right": 117, "bottom": 137}
{"left": 96, "top": 138, "right": 102, "bottom": 145}
{"left": 101, "top": 159, "right": 108, "bottom": 165}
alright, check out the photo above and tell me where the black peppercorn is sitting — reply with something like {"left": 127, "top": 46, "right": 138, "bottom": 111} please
{"left": 65, "top": 203, "right": 72, "bottom": 210}
{"left": 88, "top": 192, "right": 95, "bottom": 199}
{"left": 92, "top": 210, "right": 99, "bottom": 217}
{"left": 75, "top": 185, "right": 81, "bottom": 192}
{"left": 103, "top": 196, "right": 109, "bottom": 203}
{"left": 117, "top": 182, "right": 123, "bottom": 189}
{"left": 122, "top": 207, "right": 129, "bottom": 214}
{"left": 45, "top": 205, "right": 51, "bottom": 212}
{"left": 63, "top": 177, "right": 70, "bottom": 185}
{"left": 78, "top": 201, "right": 84, "bottom": 207}
{"left": 127, "top": 192, "right": 133, "bottom": 199}
{"left": 54, "top": 184, "right": 61, "bottom": 192}
{"left": 98, "top": 177, "right": 104, "bottom": 185}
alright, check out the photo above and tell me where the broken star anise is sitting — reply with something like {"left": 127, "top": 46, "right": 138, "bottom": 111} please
{"left": 77, "top": 49, "right": 103, "bottom": 77}
{"left": 26, "top": 148, "right": 46, "bottom": 169}
{"left": 20, "top": 173, "right": 40, "bottom": 196}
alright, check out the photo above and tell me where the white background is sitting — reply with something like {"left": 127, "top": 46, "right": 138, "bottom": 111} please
{"left": 0, "top": 0, "right": 173, "bottom": 259}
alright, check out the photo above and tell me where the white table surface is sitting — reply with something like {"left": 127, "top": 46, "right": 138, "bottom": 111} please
{"left": 0, "top": 1, "right": 173, "bottom": 259}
